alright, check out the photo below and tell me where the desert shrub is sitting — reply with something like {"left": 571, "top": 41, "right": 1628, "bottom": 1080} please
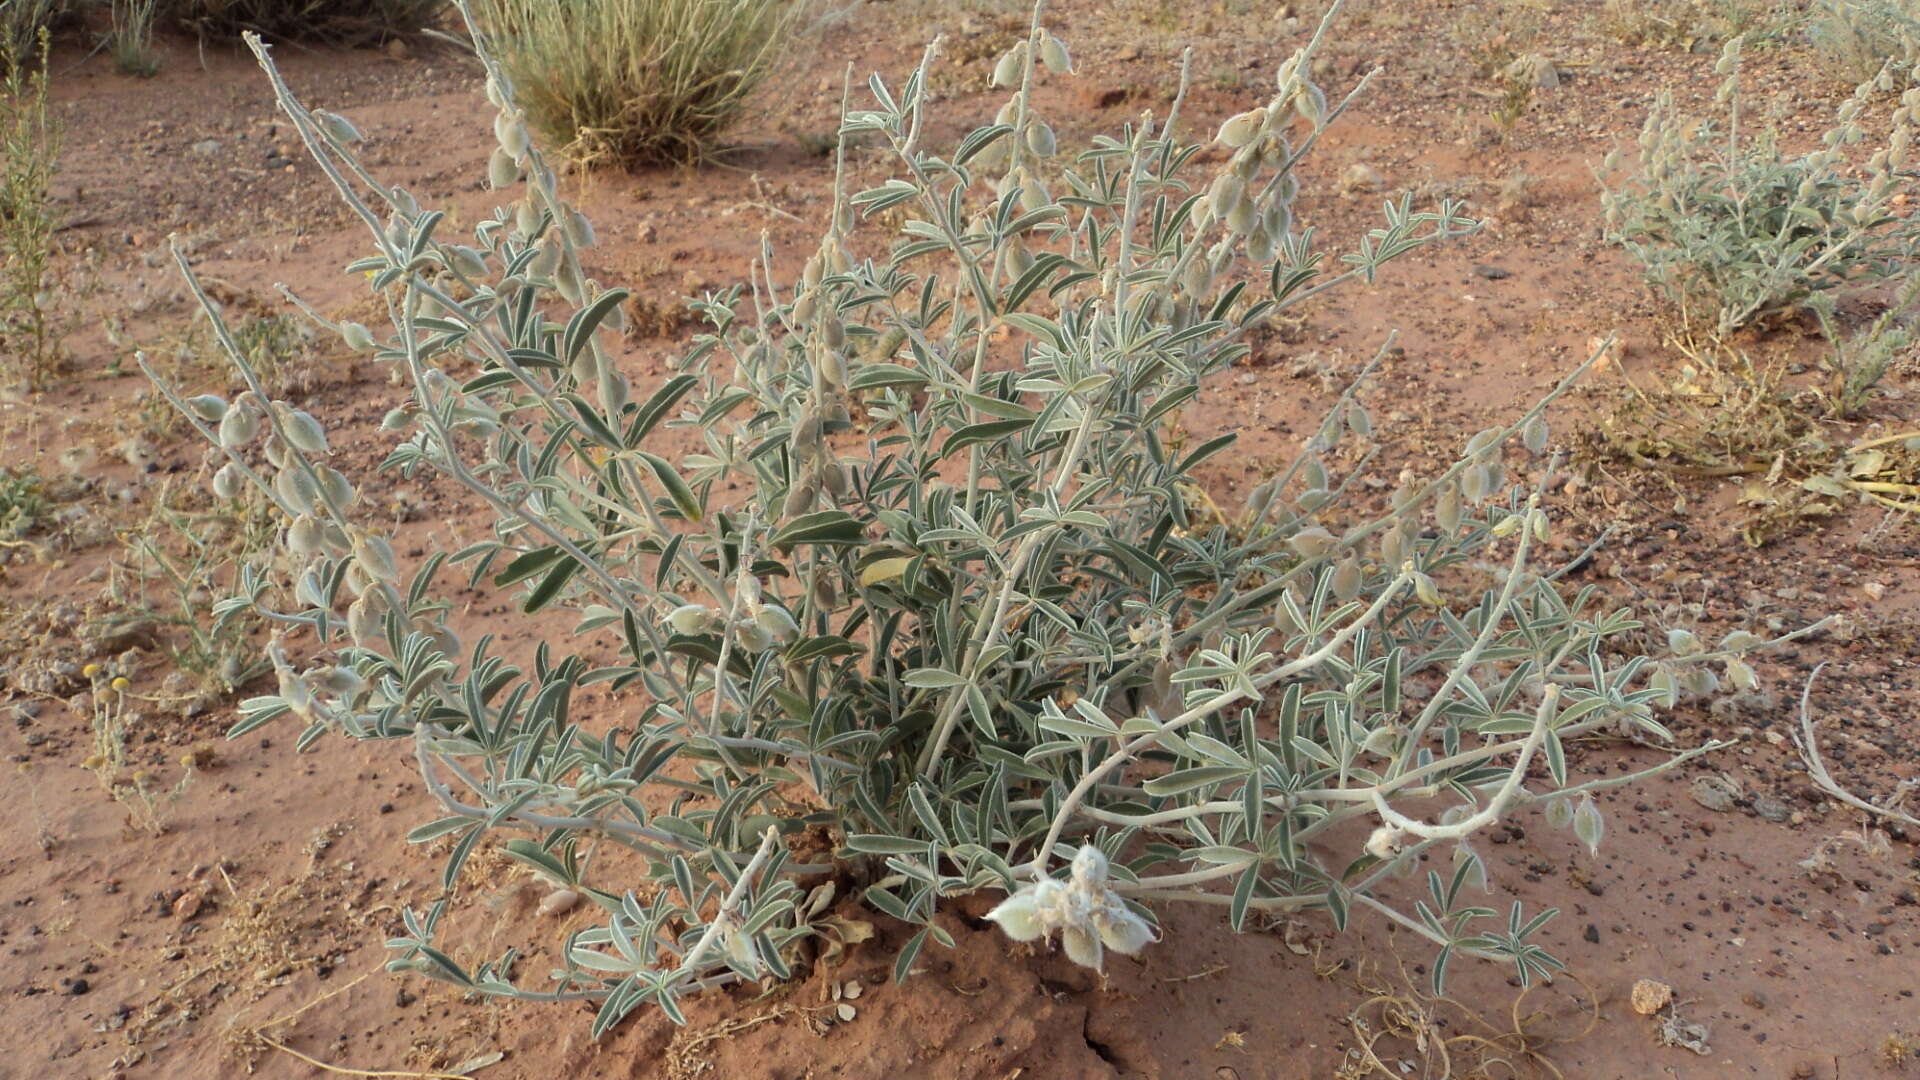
{"left": 1600, "top": 38, "right": 1920, "bottom": 335}
{"left": 1596, "top": 0, "right": 1802, "bottom": 50}
{"left": 167, "top": 0, "right": 442, "bottom": 45}
{"left": 0, "top": 28, "right": 61, "bottom": 389}
{"left": 1808, "top": 0, "right": 1920, "bottom": 83}
{"left": 0, "top": 0, "right": 68, "bottom": 62}
{"left": 147, "top": 0, "right": 1794, "bottom": 1032}
{"left": 111, "top": 0, "right": 163, "bottom": 77}
{"left": 0, "top": 464, "right": 49, "bottom": 540}
{"left": 472, "top": 0, "right": 795, "bottom": 166}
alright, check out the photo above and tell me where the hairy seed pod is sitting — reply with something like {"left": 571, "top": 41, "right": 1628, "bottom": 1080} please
{"left": 186, "top": 394, "right": 228, "bottom": 423}
{"left": 1026, "top": 120, "right": 1056, "bottom": 158}
{"left": 274, "top": 466, "right": 316, "bottom": 514}
{"left": 346, "top": 596, "right": 381, "bottom": 649}
{"left": 1216, "top": 109, "right": 1265, "bottom": 148}
{"left": 1246, "top": 224, "right": 1275, "bottom": 264}
{"left": 1019, "top": 176, "right": 1050, "bottom": 213}
{"left": 995, "top": 99, "right": 1018, "bottom": 127}
{"left": 1294, "top": 82, "right": 1327, "bottom": 127}
{"left": 353, "top": 533, "right": 400, "bottom": 583}
{"left": 494, "top": 110, "right": 529, "bottom": 158}
{"left": 1007, "top": 240, "right": 1035, "bottom": 279}
{"left": 1300, "top": 456, "right": 1327, "bottom": 491}
{"left": 1380, "top": 522, "right": 1407, "bottom": 567}
{"left": 568, "top": 209, "right": 596, "bottom": 248}
{"left": 1331, "top": 553, "right": 1362, "bottom": 602}
{"left": 1464, "top": 426, "right": 1501, "bottom": 458}
{"left": 1346, "top": 400, "right": 1372, "bottom": 439}
{"left": 488, "top": 146, "right": 518, "bottom": 189}
{"left": 1225, "top": 198, "right": 1256, "bottom": 237}
{"left": 321, "top": 521, "right": 351, "bottom": 555}
{"left": 1181, "top": 255, "right": 1212, "bottom": 298}
{"left": 1244, "top": 480, "right": 1277, "bottom": 523}
{"left": 515, "top": 198, "right": 541, "bottom": 236}
{"left": 793, "top": 289, "right": 818, "bottom": 324}
{"left": 1491, "top": 513, "right": 1522, "bottom": 539}
{"left": 316, "top": 110, "right": 363, "bottom": 144}
{"left": 1436, "top": 482, "right": 1462, "bottom": 534}
{"left": 287, "top": 515, "right": 323, "bottom": 556}
{"left": 1040, "top": 33, "right": 1072, "bottom": 74}
{"left": 782, "top": 481, "right": 816, "bottom": 518}
{"left": 219, "top": 404, "right": 261, "bottom": 449}
{"left": 448, "top": 245, "right": 488, "bottom": 280}
{"left": 1296, "top": 487, "right": 1329, "bottom": 512}
{"left": 1288, "top": 526, "right": 1335, "bottom": 559}
{"left": 755, "top": 604, "right": 800, "bottom": 645}
{"left": 1522, "top": 415, "right": 1549, "bottom": 455}
{"left": 318, "top": 466, "right": 355, "bottom": 509}
{"left": 822, "top": 461, "right": 851, "bottom": 497}
{"left": 991, "top": 42, "right": 1028, "bottom": 88}
{"left": 823, "top": 316, "right": 846, "bottom": 350}
{"left": 341, "top": 321, "right": 377, "bottom": 353}
{"left": 1461, "top": 463, "right": 1490, "bottom": 504}
{"left": 1208, "top": 172, "right": 1245, "bottom": 217}
{"left": 281, "top": 408, "right": 330, "bottom": 455}
{"left": 211, "top": 462, "right": 243, "bottom": 500}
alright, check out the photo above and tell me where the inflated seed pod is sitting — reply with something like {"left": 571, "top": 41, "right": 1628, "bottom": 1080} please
{"left": 1208, "top": 173, "right": 1245, "bottom": 217}
{"left": 1288, "top": 526, "right": 1335, "bottom": 559}
{"left": 1040, "top": 33, "right": 1072, "bottom": 74}
{"left": 567, "top": 209, "right": 597, "bottom": 248}
{"left": 317, "top": 466, "right": 355, "bottom": 509}
{"left": 733, "top": 620, "right": 775, "bottom": 653}
{"left": 1225, "top": 199, "right": 1256, "bottom": 237}
{"left": 186, "top": 394, "right": 228, "bottom": 423}
{"left": 1026, "top": 120, "right": 1056, "bottom": 158}
{"left": 211, "top": 462, "right": 243, "bottom": 500}
{"left": 1216, "top": 109, "right": 1265, "bottom": 148}
{"left": 1331, "top": 553, "right": 1362, "bottom": 603}
{"left": 823, "top": 316, "right": 846, "bottom": 349}
{"left": 821, "top": 461, "right": 851, "bottom": 497}
{"left": 353, "top": 532, "right": 399, "bottom": 583}
{"left": 1380, "top": 521, "right": 1407, "bottom": 567}
{"left": 1294, "top": 82, "right": 1327, "bottom": 127}
{"left": 287, "top": 515, "right": 323, "bottom": 556}
{"left": 1246, "top": 224, "right": 1275, "bottom": 264}
{"left": 1295, "top": 487, "right": 1329, "bottom": 512}
{"left": 991, "top": 41, "right": 1028, "bottom": 88}
{"left": 782, "top": 480, "right": 816, "bottom": 518}
{"left": 1436, "top": 481, "right": 1462, "bottom": 534}
{"left": 515, "top": 198, "right": 541, "bottom": 237}
{"left": 321, "top": 521, "right": 351, "bottom": 556}
{"left": 274, "top": 465, "right": 314, "bottom": 511}
{"left": 488, "top": 146, "right": 519, "bottom": 190}
{"left": 1460, "top": 462, "right": 1491, "bottom": 504}
{"left": 494, "top": 110, "right": 530, "bottom": 158}
{"left": 755, "top": 604, "right": 800, "bottom": 645}
{"left": 448, "top": 245, "right": 489, "bottom": 279}
{"left": 341, "top": 321, "right": 377, "bottom": 353}
{"left": 346, "top": 595, "right": 381, "bottom": 648}
{"left": 793, "top": 289, "right": 818, "bottom": 323}
{"left": 1522, "top": 415, "right": 1549, "bottom": 455}
{"left": 219, "top": 404, "right": 262, "bottom": 448}
{"left": 316, "top": 110, "right": 363, "bottom": 145}
{"left": 1181, "top": 255, "right": 1212, "bottom": 298}
{"left": 281, "top": 408, "right": 331, "bottom": 455}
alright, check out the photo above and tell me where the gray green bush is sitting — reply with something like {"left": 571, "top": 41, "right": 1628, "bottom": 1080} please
{"left": 473, "top": 0, "right": 794, "bottom": 166}
{"left": 146, "top": 0, "right": 1799, "bottom": 1033}
{"left": 1601, "top": 38, "right": 1920, "bottom": 335}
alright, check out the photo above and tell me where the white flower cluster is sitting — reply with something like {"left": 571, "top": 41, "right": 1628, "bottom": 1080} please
{"left": 984, "top": 846, "right": 1155, "bottom": 972}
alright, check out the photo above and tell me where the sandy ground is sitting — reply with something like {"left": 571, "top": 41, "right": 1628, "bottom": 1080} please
{"left": 3, "top": 2, "right": 1918, "bottom": 1077}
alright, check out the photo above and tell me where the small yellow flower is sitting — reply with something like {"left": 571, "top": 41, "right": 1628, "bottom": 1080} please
{"left": 82, "top": 663, "right": 102, "bottom": 679}
{"left": 111, "top": 676, "right": 130, "bottom": 692}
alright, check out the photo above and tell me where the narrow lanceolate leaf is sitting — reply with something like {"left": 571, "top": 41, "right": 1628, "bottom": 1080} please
{"left": 636, "top": 451, "right": 703, "bottom": 522}
{"left": 771, "top": 510, "right": 865, "bottom": 546}
{"left": 563, "top": 288, "right": 631, "bottom": 367}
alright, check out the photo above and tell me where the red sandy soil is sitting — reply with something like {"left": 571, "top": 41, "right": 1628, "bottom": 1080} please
{"left": 4, "top": 2, "right": 1918, "bottom": 1078}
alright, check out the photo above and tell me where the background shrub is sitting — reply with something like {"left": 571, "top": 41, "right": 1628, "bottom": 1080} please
{"left": 167, "top": 0, "right": 442, "bottom": 45}
{"left": 1, "top": 0, "right": 68, "bottom": 66}
{"left": 148, "top": 0, "right": 1793, "bottom": 1033}
{"left": 1808, "top": 0, "right": 1920, "bottom": 83}
{"left": 473, "top": 0, "right": 795, "bottom": 166}
{"left": 1601, "top": 38, "right": 1920, "bottom": 334}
